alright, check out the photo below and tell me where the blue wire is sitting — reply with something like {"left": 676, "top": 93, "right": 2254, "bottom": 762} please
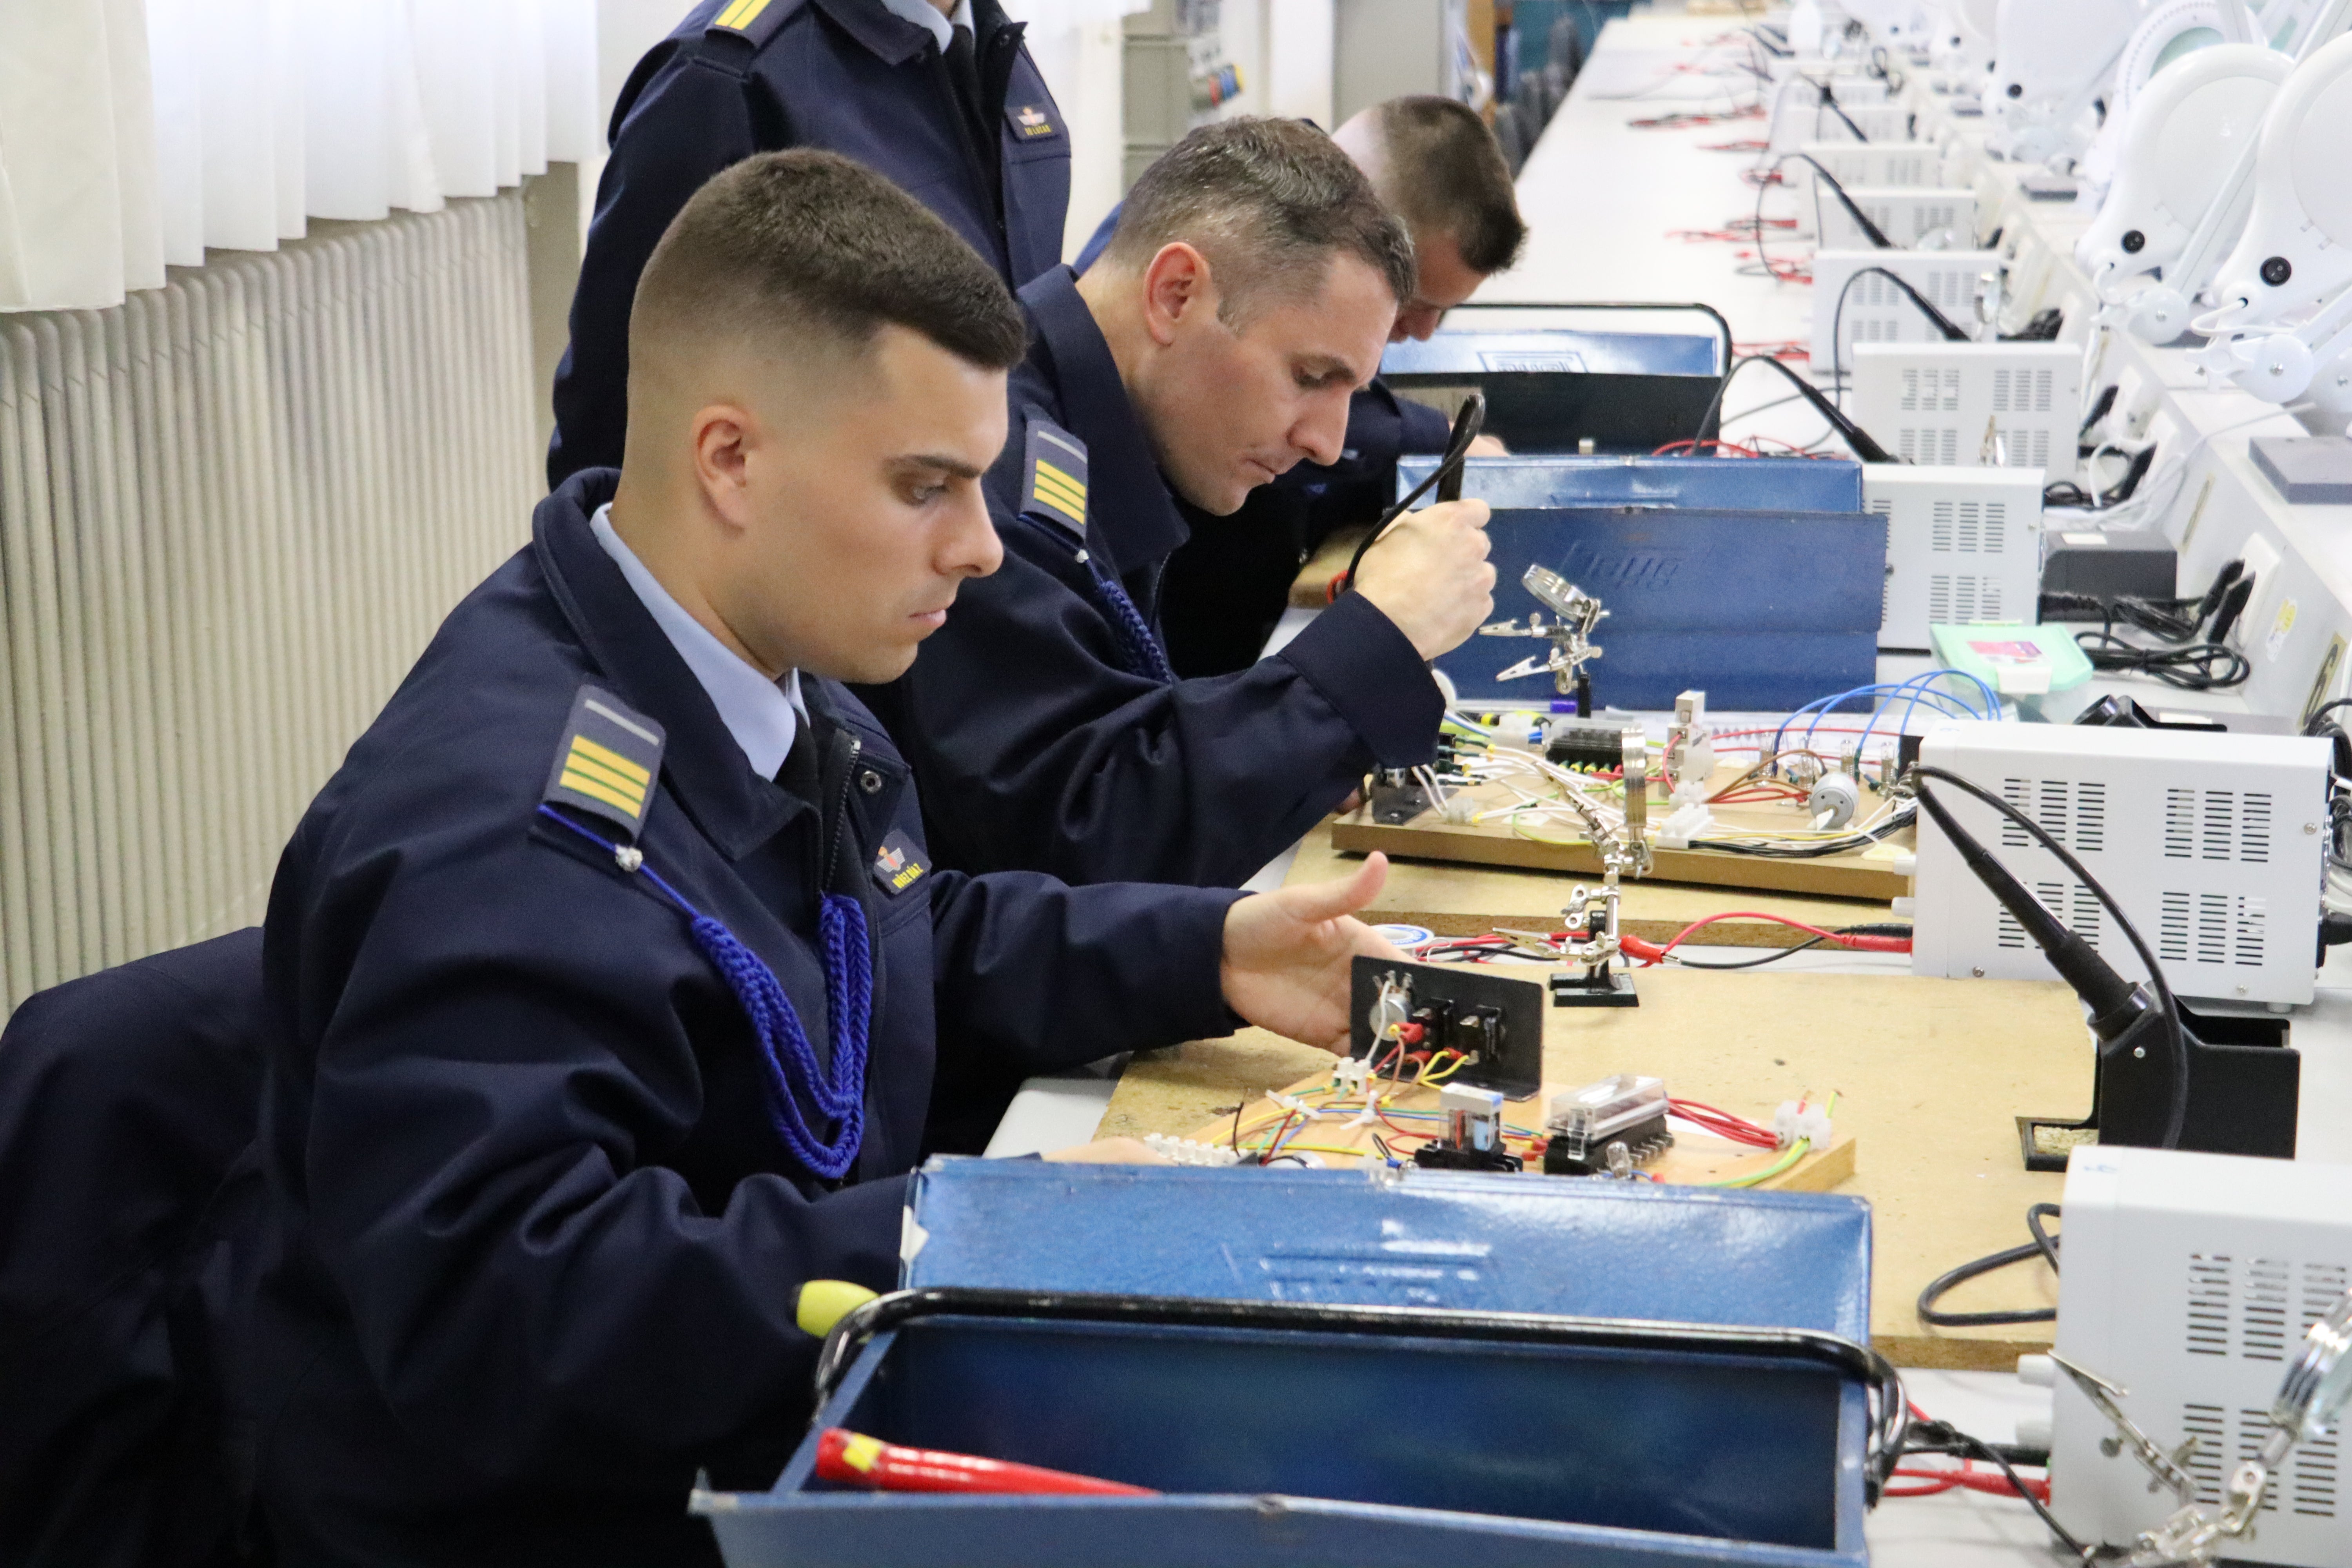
{"left": 1771, "top": 673, "right": 1993, "bottom": 762}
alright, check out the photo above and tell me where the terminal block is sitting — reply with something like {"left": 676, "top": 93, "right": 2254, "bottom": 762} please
{"left": 1543, "top": 1074, "right": 1673, "bottom": 1177}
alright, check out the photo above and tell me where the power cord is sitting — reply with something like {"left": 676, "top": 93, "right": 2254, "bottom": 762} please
{"left": 1917, "top": 1202, "right": 2061, "bottom": 1326}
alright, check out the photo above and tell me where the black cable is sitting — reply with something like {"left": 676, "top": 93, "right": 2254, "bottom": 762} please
{"left": 1339, "top": 393, "right": 1486, "bottom": 592}
{"left": 2078, "top": 383, "right": 2118, "bottom": 439}
{"left": 1792, "top": 153, "right": 1893, "bottom": 249}
{"left": 1689, "top": 352, "right": 1897, "bottom": 461}
{"left": 1916, "top": 1203, "right": 2061, "bottom": 1326}
{"left": 1828, "top": 265, "right": 1970, "bottom": 399}
{"left": 1697, "top": 803, "right": 1917, "bottom": 860}
{"left": 2043, "top": 442, "right": 2157, "bottom": 508}
{"left": 1898, "top": 1418, "right": 2095, "bottom": 1564}
{"left": 2074, "top": 629, "right": 2250, "bottom": 690}
{"left": 1668, "top": 922, "right": 1913, "bottom": 970}
{"left": 1913, "top": 767, "right": 2188, "bottom": 1148}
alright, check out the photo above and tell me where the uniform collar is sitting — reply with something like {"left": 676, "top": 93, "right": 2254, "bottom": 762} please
{"left": 1017, "top": 265, "right": 1191, "bottom": 573}
{"left": 813, "top": 0, "right": 1011, "bottom": 64}
{"left": 871, "top": 0, "right": 972, "bottom": 52}
{"left": 532, "top": 470, "right": 802, "bottom": 860}
{"left": 588, "top": 503, "right": 807, "bottom": 780}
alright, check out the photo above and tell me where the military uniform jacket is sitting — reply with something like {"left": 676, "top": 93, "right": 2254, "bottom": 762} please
{"left": 1071, "top": 202, "right": 1454, "bottom": 677}
{"left": 547, "top": 0, "right": 1071, "bottom": 488}
{"left": 856, "top": 266, "right": 1445, "bottom": 890}
{"left": 246, "top": 471, "right": 1240, "bottom": 1566}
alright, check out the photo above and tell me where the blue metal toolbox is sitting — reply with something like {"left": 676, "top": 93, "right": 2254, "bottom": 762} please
{"left": 1397, "top": 454, "right": 1865, "bottom": 515}
{"left": 1381, "top": 303, "right": 1731, "bottom": 453}
{"left": 695, "top": 1163, "right": 1882, "bottom": 1568}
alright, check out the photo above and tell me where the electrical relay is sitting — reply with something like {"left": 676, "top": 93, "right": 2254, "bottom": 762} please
{"left": 1348, "top": 957, "right": 1543, "bottom": 1099}
{"left": 1412, "top": 1084, "right": 1523, "bottom": 1173}
{"left": 1543, "top": 1074, "right": 1673, "bottom": 1176}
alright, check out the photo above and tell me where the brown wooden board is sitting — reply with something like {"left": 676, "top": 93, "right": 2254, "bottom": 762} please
{"left": 1288, "top": 821, "right": 1904, "bottom": 942}
{"left": 1098, "top": 968, "right": 2088, "bottom": 1370}
{"left": 1328, "top": 757, "right": 1913, "bottom": 900}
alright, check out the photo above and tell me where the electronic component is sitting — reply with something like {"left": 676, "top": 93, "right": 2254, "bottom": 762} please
{"left": 1544, "top": 719, "right": 1625, "bottom": 772}
{"left": 1141, "top": 1136, "right": 1242, "bottom": 1168}
{"left": 1347, "top": 958, "right": 1544, "bottom": 1098}
{"left": 1412, "top": 1083, "right": 1523, "bottom": 1173}
{"left": 1807, "top": 770, "right": 1860, "bottom": 830}
{"left": 2039, "top": 528, "right": 2176, "bottom": 617}
{"left": 1366, "top": 768, "right": 1430, "bottom": 825}
{"left": 1542, "top": 1074, "right": 1673, "bottom": 1177}
{"left": 2044, "top": 1147, "right": 2352, "bottom": 1566}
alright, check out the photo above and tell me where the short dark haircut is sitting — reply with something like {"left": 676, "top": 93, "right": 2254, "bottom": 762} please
{"left": 1374, "top": 96, "right": 1527, "bottom": 275}
{"left": 630, "top": 150, "right": 1027, "bottom": 384}
{"left": 1103, "top": 117, "right": 1417, "bottom": 323}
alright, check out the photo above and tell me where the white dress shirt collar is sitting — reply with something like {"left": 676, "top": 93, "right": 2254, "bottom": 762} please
{"left": 874, "top": 0, "right": 974, "bottom": 53}
{"left": 592, "top": 504, "right": 806, "bottom": 780}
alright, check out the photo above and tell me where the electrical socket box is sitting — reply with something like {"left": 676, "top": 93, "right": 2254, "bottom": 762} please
{"left": 1910, "top": 723, "right": 2334, "bottom": 1007}
{"left": 2049, "top": 1146, "right": 2352, "bottom": 1563}
{"left": 1347, "top": 957, "right": 1545, "bottom": 1100}
{"left": 1864, "top": 465, "right": 2045, "bottom": 648}
{"left": 1796, "top": 140, "right": 1949, "bottom": 191}
{"left": 1809, "top": 250, "right": 1998, "bottom": 373}
{"left": 1849, "top": 341, "right": 2082, "bottom": 481}
{"left": 1811, "top": 186, "right": 1981, "bottom": 251}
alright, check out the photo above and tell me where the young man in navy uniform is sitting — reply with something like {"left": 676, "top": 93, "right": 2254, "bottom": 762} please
{"left": 547, "top": 0, "right": 1072, "bottom": 488}
{"left": 1132, "top": 97, "right": 1530, "bottom": 677}
{"left": 859, "top": 117, "right": 1499, "bottom": 891}
{"left": 248, "top": 152, "right": 1402, "bottom": 1566}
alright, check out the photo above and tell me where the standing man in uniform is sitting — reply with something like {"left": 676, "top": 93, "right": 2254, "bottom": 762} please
{"left": 858, "top": 117, "right": 1498, "bottom": 892}
{"left": 547, "top": 0, "right": 1074, "bottom": 487}
{"left": 1137, "top": 97, "right": 1529, "bottom": 677}
{"left": 248, "top": 151, "right": 1404, "bottom": 1566}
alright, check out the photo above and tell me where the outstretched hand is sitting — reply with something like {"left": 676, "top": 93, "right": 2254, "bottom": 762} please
{"left": 1218, "top": 854, "right": 1407, "bottom": 1052}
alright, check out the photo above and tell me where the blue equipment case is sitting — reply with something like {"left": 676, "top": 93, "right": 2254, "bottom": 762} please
{"left": 1381, "top": 303, "right": 1731, "bottom": 453}
{"left": 1402, "top": 455, "right": 1880, "bottom": 711}
{"left": 696, "top": 1163, "right": 1879, "bottom": 1568}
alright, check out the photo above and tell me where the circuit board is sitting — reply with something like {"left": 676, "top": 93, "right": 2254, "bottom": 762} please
{"left": 1332, "top": 745, "right": 1915, "bottom": 900}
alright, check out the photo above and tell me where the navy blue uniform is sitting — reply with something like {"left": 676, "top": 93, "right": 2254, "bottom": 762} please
{"left": 547, "top": 0, "right": 1072, "bottom": 488}
{"left": 1073, "top": 200, "right": 1454, "bottom": 677}
{"left": 855, "top": 266, "right": 1444, "bottom": 889}
{"left": 246, "top": 471, "right": 1241, "bottom": 1565}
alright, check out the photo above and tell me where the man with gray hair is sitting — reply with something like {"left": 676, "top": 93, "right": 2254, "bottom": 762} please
{"left": 858, "top": 116, "right": 1496, "bottom": 899}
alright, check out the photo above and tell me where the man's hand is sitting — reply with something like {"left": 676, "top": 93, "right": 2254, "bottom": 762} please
{"left": 1219, "top": 853, "right": 1406, "bottom": 1052}
{"left": 1352, "top": 498, "right": 1495, "bottom": 659}
{"left": 1467, "top": 434, "right": 1510, "bottom": 457}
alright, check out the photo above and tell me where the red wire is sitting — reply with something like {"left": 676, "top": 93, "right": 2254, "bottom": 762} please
{"left": 1633, "top": 911, "right": 1911, "bottom": 967}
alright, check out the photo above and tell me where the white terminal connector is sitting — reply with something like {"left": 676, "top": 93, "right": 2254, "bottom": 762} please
{"left": 1658, "top": 800, "right": 1713, "bottom": 850}
{"left": 1142, "top": 1135, "right": 1241, "bottom": 1167}
{"left": 1332, "top": 1057, "right": 1372, "bottom": 1096}
{"left": 1774, "top": 1100, "right": 1835, "bottom": 1149}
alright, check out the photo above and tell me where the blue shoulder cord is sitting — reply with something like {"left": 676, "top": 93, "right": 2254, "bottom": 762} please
{"left": 1014, "top": 512, "right": 1178, "bottom": 685}
{"left": 536, "top": 803, "right": 872, "bottom": 1181}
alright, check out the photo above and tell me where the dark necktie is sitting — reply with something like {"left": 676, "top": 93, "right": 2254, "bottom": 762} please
{"left": 944, "top": 23, "right": 1002, "bottom": 207}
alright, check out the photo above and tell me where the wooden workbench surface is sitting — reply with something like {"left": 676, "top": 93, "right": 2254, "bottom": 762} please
{"left": 1290, "top": 818, "right": 1902, "bottom": 946}
{"left": 1101, "top": 850, "right": 2085, "bottom": 1370}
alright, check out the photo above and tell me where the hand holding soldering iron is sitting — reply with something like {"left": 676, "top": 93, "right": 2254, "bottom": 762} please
{"left": 1353, "top": 499, "right": 1496, "bottom": 659}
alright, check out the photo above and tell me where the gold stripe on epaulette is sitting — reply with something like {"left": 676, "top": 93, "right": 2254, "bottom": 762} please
{"left": 560, "top": 769, "right": 646, "bottom": 817}
{"left": 713, "top": 0, "right": 774, "bottom": 33}
{"left": 570, "top": 733, "right": 652, "bottom": 786}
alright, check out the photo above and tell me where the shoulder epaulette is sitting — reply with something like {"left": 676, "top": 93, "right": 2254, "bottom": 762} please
{"left": 704, "top": 0, "right": 802, "bottom": 49}
{"left": 1019, "top": 416, "right": 1090, "bottom": 537}
{"left": 543, "top": 684, "right": 666, "bottom": 840}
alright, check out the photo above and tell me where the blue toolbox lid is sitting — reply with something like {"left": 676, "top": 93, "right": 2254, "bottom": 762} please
{"left": 905, "top": 1161, "right": 1871, "bottom": 1341}
{"left": 1398, "top": 453, "right": 1865, "bottom": 514}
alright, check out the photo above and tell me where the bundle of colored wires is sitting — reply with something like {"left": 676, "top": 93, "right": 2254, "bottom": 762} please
{"left": 1668, "top": 1098, "right": 1777, "bottom": 1148}
{"left": 1621, "top": 912, "right": 1912, "bottom": 969}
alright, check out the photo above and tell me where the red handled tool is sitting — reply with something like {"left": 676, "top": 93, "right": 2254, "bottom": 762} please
{"left": 814, "top": 1428, "right": 1156, "bottom": 1496}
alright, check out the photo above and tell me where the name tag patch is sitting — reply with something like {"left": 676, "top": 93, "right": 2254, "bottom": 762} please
{"left": 870, "top": 829, "right": 931, "bottom": 896}
{"left": 1020, "top": 417, "right": 1089, "bottom": 537}
{"left": 1007, "top": 102, "right": 1063, "bottom": 141}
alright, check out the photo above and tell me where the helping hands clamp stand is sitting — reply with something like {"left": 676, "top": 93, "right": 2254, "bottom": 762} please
{"left": 1480, "top": 565, "right": 1608, "bottom": 717}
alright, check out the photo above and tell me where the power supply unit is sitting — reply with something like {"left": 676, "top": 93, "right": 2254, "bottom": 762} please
{"left": 1864, "top": 463, "right": 2045, "bottom": 650}
{"left": 2045, "top": 1146, "right": 2349, "bottom": 1565}
{"left": 1911, "top": 722, "right": 2334, "bottom": 1007}
{"left": 1810, "top": 250, "right": 2000, "bottom": 373}
{"left": 1849, "top": 340, "right": 2083, "bottom": 482}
